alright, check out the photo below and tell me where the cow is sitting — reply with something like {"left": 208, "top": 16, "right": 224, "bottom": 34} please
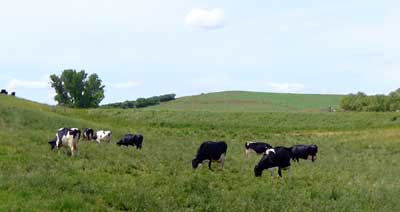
{"left": 83, "top": 128, "right": 94, "bottom": 140}
{"left": 244, "top": 141, "right": 273, "bottom": 157}
{"left": 290, "top": 144, "right": 318, "bottom": 162}
{"left": 0, "top": 89, "right": 8, "bottom": 95}
{"left": 117, "top": 134, "right": 143, "bottom": 149}
{"left": 254, "top": 147, "right": 292, "bottom": 177}
{"left": 94, "top": 130, "right": 112, "bottom": 143}
{"left": 53, "top": 128, "right": 81, "bottom": 156}
{"left": 192, "top": 141, "right": 227, "bottom": 171}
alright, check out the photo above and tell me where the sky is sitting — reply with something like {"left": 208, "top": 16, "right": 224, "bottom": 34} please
{"left": 0, "top": 0, "right": 398, "bottom": 104}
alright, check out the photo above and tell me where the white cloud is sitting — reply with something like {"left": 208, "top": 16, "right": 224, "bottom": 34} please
{"left": 184, "top": 8, "right": 226, "bottom": 31}
{"left": 6, "top": 78, "right": 49, "bottom": 90}
{"left": 267, "top": 82, "right": 305, "bottom": 93}
{"left": 110, "top": 81, "right": 142, "bottom": 89}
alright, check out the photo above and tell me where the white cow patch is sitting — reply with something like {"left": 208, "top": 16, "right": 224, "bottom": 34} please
{"left": 265, "top": 149, "right": 275, "bottom": 155}
{"left": 95, "top": 130, "right": 112, "bottom": 143}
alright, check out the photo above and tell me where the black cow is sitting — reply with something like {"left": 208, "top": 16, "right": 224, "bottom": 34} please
{"left": 254, "top": 147, "right": 292, "bottom": 177}
{"left": 290, "top": 144, "right": 318, "bottom": 162}
{"left": 192, "top": 141, "right": 227, "bottom": 170}
{"left": 245, "top": 141, "right": 273, "bottom": 157}
{"left": 83, "top": 128, "right": 94, "bottom": 140}
{"left": 0, "top": 89, "right": 8, "bottom": 95}
{"left": 117, "top": 134, "right": 144, "bottom": 149}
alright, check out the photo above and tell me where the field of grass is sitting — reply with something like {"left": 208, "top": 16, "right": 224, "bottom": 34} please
{"left": 1, "top": 94, "right": 400, "bottom": 211}
{"left": 148, "top": 91, "right": 343, "bottom": 112}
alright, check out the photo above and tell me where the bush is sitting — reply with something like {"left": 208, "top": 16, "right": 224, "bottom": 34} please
{"left": 101, "top": 94, "right": 176, "bottom": 109}
{"left": 340, "top": 89, "right": 398, "bottom": 112}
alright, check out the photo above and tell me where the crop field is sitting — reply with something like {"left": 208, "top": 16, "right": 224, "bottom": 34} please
{"left": 1, "top": 94, "right": 400, "bottom": 211}
{"left": 148, "top": 91, "right": 343, "bottom": 112}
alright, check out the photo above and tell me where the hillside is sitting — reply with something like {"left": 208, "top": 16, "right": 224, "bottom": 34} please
{"left": 1, "top": 95, "right": 400, "bottom": 211}
{"left": 147, "top": 91, "right": 343, "bottom": 112}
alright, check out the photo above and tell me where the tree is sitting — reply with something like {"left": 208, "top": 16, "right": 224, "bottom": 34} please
{"left": 389, "top": 88, "right": 400, "bottom": 111}
{"left": 50, "top": 70, "right": 105, "bottom": 108}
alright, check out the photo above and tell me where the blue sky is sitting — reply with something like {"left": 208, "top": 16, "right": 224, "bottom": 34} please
{"left": 0, "top": 0, "right": 398, "bottom": 104}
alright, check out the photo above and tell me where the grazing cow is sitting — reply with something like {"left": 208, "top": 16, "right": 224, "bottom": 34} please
{"left": 117, "top": 134, "right": 144, "bottom": 149}
{"left": 245, "top": 141, "right": 273, "bottom": 157}
{"left": 192, "top": 141, "right": 228, "bottom": 170}
{"left": 290, "top": 144, "right": 318, "bottom": 162}
{"left": 254, "top": 147, "right": 292, "bottom": 177}
{"left": 94, "top": 130, "right": 112, "bottom": 143}
{"left": 54, "top": 128, "right": 81, "bottom": 156}
{"left": 83, "top": 128, "right": 94, "bottom": 140}
{"left": 0, "top": 89, "right": 8, "bottom": 95}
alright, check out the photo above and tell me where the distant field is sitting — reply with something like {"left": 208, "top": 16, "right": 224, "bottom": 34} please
{"left": 1, "top": 95, "right": 400, "bottom": 211}
{"left": 147, "top": 91, "right": 343, "bottom": 112}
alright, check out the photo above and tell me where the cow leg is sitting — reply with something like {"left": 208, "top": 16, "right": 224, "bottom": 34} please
{"left": 278, "top": 168, "right": 282, "bottom": 177}
{"left": 71, "top": 142, "right": 77, "bottom": 157}
{"left": 219, "top": 154, "right": 225, "bottom": 170}
{"left": 208, "top": 160, "right": 213, "bottom": 170}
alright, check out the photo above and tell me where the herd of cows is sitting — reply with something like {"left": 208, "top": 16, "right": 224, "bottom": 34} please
{"left": 48, "top": 127, "right": 318, "bottom": 177}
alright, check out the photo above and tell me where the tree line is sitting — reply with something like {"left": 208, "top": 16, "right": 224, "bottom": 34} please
{"left": 101, "top": 94, "right": 176, "bottom": 109}
{"left": 340, "top": 88, "right": 400, "bottom": 112}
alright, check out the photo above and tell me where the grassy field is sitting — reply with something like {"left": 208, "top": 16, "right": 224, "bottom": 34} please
{"left": 1, "top": 94, "right": 400, "bottom": 211}
{"left": 148, "top": 91, "right": 343, "bottom": 112}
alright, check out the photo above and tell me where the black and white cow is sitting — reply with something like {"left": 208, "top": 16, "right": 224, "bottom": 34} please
{"left": 117, "top": 134, "right": 144, "bottom": 149}
{"left": 94, "top": 130, "right": 112, "bottom": 143}
{"left": 245, "top": 141, "right": 273, "bottom": 157}
{"left": 254, "top": 147, "right": 292, "bottom": 177}
{"left": 0, "top": 89, "right": 8, "bottom": 95}
{"left": 192, "top": 141, "right": 227, "bottom": 170}
{"left": 290, "top": 144, "right": 318, "bottom": 162}
{"left": 53, "top": 128, "right": 81, "bottom": 156}
{"left": 83, "top": 128, "right": 94, "bottom": 140}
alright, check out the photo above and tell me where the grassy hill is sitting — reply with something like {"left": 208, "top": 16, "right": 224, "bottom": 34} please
{"left": 147, "top": 91, "right": 343, "bottom": 112}
{"left": 1, "top": 95, "right": 400, "bottom": 211}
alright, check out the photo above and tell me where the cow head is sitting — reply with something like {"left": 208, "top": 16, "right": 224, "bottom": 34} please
{"left": 308, "top": 145, "right": 318, "bottom": 162}
{"left": 254, "top": 165, "right": 263, "bottom": 177}
{"left": 116, "top": 140, "right": 122, "bottom": 146}
{"left": 48, "top": 138, "right": 57, "bottom": 150}
{"left": 192, "top": 158, "right": 201, "bottom": 169}
{"left": 254, "top": 149, "right": 276, "bottom": 177}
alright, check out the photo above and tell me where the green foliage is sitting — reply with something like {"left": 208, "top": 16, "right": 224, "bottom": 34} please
{"left": 1, "top": 95, "right": 400, "bottom": 211}
{"left": 102, "top": 93, "right": 176, "bottom": 109}
{"left": 340, "top": 89, "right": 400, "bottom": 112}
{"left": 50, "top": 69, "right": 105, "bottom": 108}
